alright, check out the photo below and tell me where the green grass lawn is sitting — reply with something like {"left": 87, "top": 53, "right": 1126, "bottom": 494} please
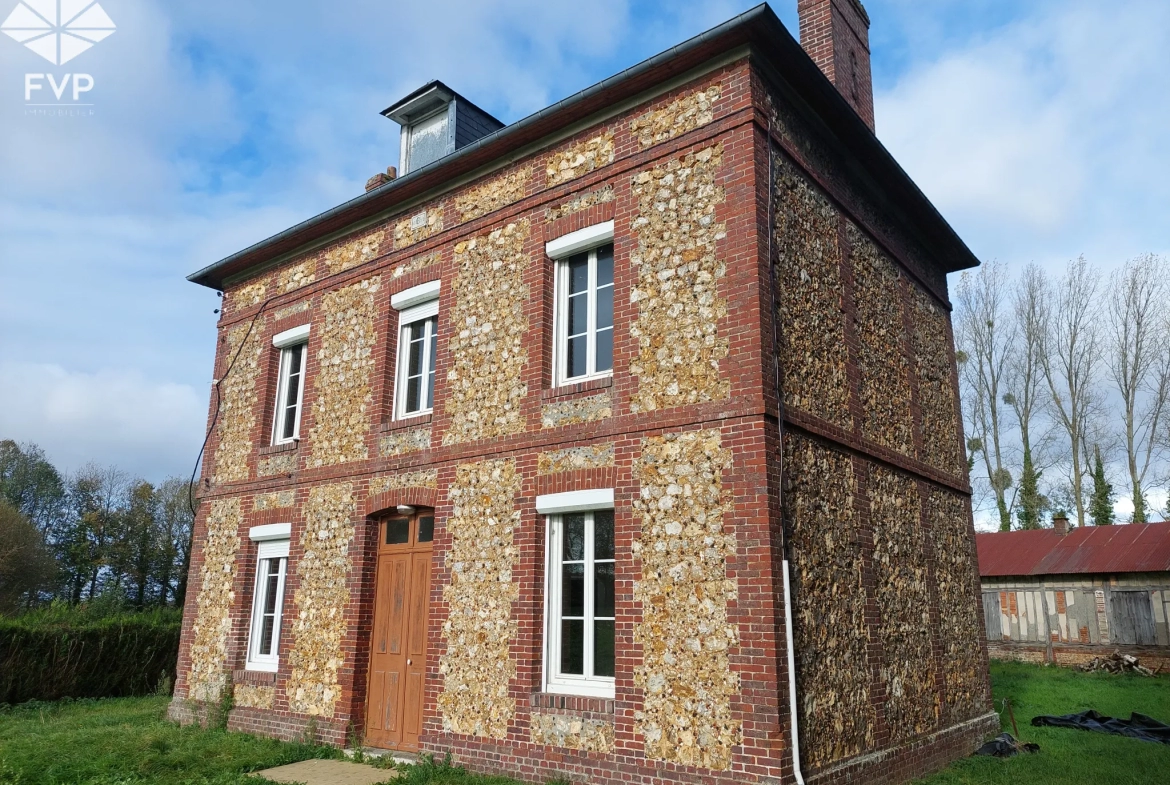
{"left": 915, "top": 661, "right": 1170, "bottom": 785}
{"left": 1, "top": 662, "right": 1167, "bottom": 785}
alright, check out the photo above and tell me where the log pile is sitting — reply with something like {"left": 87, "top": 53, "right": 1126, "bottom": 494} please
{"left": 1077, "top": 651, "right": 1156, "bottom": 676}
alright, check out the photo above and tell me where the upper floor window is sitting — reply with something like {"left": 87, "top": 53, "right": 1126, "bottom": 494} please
{"left": 391, "top": 281, "right": 441, "bottom": 419}
{"left": 271, "top": 324, "right": 310, "bottom": 444}
{"left": 547, "top": 222, "right": 615, "bottom": 387}
{"left": 404, "top": 108, "right": 451, "bottom": 173}
{"left": 246, "top": 524, "right": 291, "bottom": 672}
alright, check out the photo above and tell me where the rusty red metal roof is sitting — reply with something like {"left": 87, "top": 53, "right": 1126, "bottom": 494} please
{"left": 977, "top": 522, "right": 1170, "bottom": 577}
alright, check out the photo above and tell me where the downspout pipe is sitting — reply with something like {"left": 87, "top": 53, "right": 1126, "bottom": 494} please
{"left": 783, "top": 558, "right": 806, "bottom": 785}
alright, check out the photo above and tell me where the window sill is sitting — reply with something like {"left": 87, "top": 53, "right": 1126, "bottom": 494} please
{"left": 233, "top": 669, "right": 277, "bottom": 685}
{"left": 530, "top": 692, "right": 614, "bottom": 714}
{"left": 542, "top": 376, "right": 612, "bottom": 401}
{"left": 380, "top": 412, "right": 433, "bottom": 432}
{"left": 259, "top": 441, "right": 299, "bottom": 456}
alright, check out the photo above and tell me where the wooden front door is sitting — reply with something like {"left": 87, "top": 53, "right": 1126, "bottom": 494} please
{"left": 365, "top": 511, "right": 434, "bottom": 750}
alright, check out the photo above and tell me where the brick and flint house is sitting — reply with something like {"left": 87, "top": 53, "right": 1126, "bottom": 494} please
{"left": 171, "top": 3, "right": 998, "bottom": 783}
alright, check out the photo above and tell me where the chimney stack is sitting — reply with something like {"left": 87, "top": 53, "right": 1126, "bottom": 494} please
{"left": 797, "top": 0, "right": 875, "bottom": 131}
{"left": 1052, "top": 513, "right": 1070, "bottom": 537}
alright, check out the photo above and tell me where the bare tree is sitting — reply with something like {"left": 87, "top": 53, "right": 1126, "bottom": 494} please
{"left": 1041, "top": 257, "right": 1103, "bottom": 527}
{"left": 1005, "top": 264, "right": 1050, "bottom": 528}
{"left": 956, "top": 261, "right": 1016, "bottom": 530}
{"left": 1107, "top": 254, "right": 1170, "bottom": 522}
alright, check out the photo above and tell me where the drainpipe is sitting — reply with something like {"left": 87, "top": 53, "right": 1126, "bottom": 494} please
{"left": 782, "top": 558, "right": 806, "bottom": 785}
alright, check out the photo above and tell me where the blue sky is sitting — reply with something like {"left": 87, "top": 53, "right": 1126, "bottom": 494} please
{"left": 1, "top": 0, "right": 1167, "bottom": 485}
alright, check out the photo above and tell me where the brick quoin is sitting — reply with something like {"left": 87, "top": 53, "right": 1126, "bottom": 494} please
{"left": 172, "top": 5, "right": 995, "bottom": 785}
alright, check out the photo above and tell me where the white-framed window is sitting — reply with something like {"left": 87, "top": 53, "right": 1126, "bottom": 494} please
{"left": 402, "top": 106, "right": 451, "bottom": 174}
{"left": 547, "top": 222, "right": 615, "bottom": 387}
{"left": 271, "top": 324, "right": 310, "bottom": 445}
{"left": 544, "top": 509, "right": 616, "bottom": 697}
{"left": 391, "top": 281, "right": 441, "bottom": 419}
{"left": 246, "top": 535, "right": 290, "bottom": 672}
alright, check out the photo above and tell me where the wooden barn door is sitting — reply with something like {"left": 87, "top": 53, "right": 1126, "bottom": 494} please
{"left": 365, "top": 511, "right": 434, "bottom": 750}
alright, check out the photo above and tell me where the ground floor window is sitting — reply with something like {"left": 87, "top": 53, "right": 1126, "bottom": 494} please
{"left": 246, "top": 538, "right": 289, "bottom": 672}
{"left": 545, "top": 509, "right": 615, "bottom": 697}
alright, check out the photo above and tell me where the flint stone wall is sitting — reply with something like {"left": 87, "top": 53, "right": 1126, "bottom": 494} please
{"left": 929, "top": 487, "right": 989, "bottom": 724}
{"left": 537, "top": 443, "right": 615, "bottom": 475}
{"left": 285, "top": 483, "right": 356, "bottom": 717}
{"left": 309, "top": 277, "right": 380, "bottom": 467}
{"left": 278, "top": 262, "right": 316, "bottom": 293}
{"left": 545, "top": 185, "right": 615, "bottom": 222}
{"left": 629, "top": 145, "right": 729, "bottom": 412}
{"left": 630, "top": 85, "right": 721, "bottom": 149}
{"left": 443, "top": 222, "right": 530, "bottom": 445}
{"left": 850, "top": 223, "right": 914, "bottom": 455}
{"left": 254, "top": 490, "right": 295, "bottom": 511}
{"left": 437, "top": 459, "right": 521, "bottom": 738}
{"left": 911, "top": 288, "right": 964, "bottom": 477}
{"left": 545, "top": 132, "right": 615, "bottom": 187}
{"left": 213, "top": 321, "right": 265, "bottom": 484}
{"left": 258, "top": 452, "right": 297, "bottom": 478}
{"left": 322, "top": 229, "right": 387, "bottom": 276}
{"left": 369, "top": 469, "right": 439, "bottom": 496}
{"left": 395, "top": 206, "right": 445, "bottom": 250}
{"left": 541, "top": 392, "right": 612, "bottom": 429}
{"left": 187, "top": 497, "right": 242, "bottom": 703}
{"left": 783, "top": 433, "right": 875, "bottom": 767}
{"left": 378, "top": 428, "right": 432, "bottom": 457}
{"left": 632, "top": 429, "right": 740, "bottom": 769}
{"left": 456, "top": 168, "right": 530, "bottom": 223}
{"left": 869, "top": 465, "right": 939, "bottom": 741}
{"left": 530, "top": 713, "right": 615, "bottom": 753}
{"left": 773, "top": 154, "right": 851, "bottom": 429}
{"left": 234, "top": 684, "right": 275, "bottom": 710}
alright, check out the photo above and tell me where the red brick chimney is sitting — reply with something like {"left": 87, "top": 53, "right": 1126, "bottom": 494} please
{"left": 797, "top": 0, "right": 875, "bottom": 131}
{"left": 1052, "top": 513, "right": 1070, "bottom": 536}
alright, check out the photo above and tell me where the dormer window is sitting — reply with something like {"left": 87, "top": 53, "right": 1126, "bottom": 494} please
{"left": 382, "top": 80, "right": 504, "bottom": 176}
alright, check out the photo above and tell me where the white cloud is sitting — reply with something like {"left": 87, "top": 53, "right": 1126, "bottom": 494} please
{"left": 878, "top": 0, "right": 1170, "bottom": 270}
{"left": 0, "top": 362, "right": 205, "bottom": 480}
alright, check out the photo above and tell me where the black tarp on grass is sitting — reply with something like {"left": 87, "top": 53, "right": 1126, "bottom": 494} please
{"left": 1032, "top": 710, "right": 1170, "bottom": 744}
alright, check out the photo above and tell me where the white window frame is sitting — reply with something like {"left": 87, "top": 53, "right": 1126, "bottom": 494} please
{"left": 392, "top": 282, "right": 441, "bottom": 420}
{"left": 542, "top": 497, "right": 616, "bottom": 699}
{"left": 271, "top": 325, "right": 309, "bottom": 445}
{"left": 245, "top": 536, "right": 290, "bottom": 672}
{"left": 400, "top": 104, "right": 452, "bottom": 175}
{"left": 547, "top": 222, "right": 615, "bottom": 388}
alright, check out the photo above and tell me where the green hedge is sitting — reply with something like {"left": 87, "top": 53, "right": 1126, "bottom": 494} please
{"left": 0, "top": 606, "right": 181, "bottom": 703}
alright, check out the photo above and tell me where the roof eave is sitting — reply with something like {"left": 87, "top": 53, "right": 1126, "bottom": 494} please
{"left": 188, "top": 3, "right": 978, "bottom": 290}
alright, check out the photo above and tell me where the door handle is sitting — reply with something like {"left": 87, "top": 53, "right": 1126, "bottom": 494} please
{"left": 407, "top": 659, "right": 412, "bottom": 665}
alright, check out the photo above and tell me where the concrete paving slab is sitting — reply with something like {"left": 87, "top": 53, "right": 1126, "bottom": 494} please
{"left": 252, "top": 758, "right": 397, "bottom": 785}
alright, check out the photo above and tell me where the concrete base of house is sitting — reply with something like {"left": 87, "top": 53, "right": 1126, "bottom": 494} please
{"left": 988, "top": 642, "right": 1170, "bottom": 672}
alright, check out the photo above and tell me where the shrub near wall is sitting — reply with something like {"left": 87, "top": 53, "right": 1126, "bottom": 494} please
{"left": 0, "top": 606, "right": 181, "bottom": 703}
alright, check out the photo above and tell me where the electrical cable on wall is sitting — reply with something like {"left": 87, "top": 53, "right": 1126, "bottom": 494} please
{"left": 187, "top": 294, "right": 279, "bottom": 519}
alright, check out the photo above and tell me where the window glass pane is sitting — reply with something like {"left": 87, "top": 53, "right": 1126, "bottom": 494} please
{"left": 562, "top": 563, "right": 585, "bottom": 617}
{"left": 408, "top": 110, "right": 449, "bottom": 170}
{"left": 595, "top": 329, "right": 613, "bottom": 374}
{"left": 594, "top": 510, "right": 614, "bottom": 559}
{"left": 593, "top": 620, "right": 615, "bottom": 677}
{"left": 259, "top": 615, "right": 276, "bottom": 655}
{"left": 281, "top": 406, "right": 297, "bottom": 440}
{"left": 594, "top": 561, "right": 615, "bottom": 618}
{"left": 418, "top": 516, "right": 434, "bottom": 543}
{"left": 560, "top": 620, "right": 584, "bottom": 675}
{"left": 405, "top": 375, "right": 421, "bottom": 413}
{"left": 567, "top": 292, "right": 588, "bottom": 336}
{"left": 568, "top": 255, "right": 589, "bottom": 294}
{"left": 262, "top": 561, "right": 280, "bottom": 615}
{"left": 288, "top": 344, "right": 303, "bottom": 376}
{"left": 566, "top": 335, "right": 587, "bottom": 378}
{"left": 426, "top": 318, "right": 437, "bottom": 409}
{"left": 407, "top": 327, "right": 424, "bottom": 375}
{"left": 596, "top": 284, "right": 613, "bottom": 330}
{"left": 596, "top": 244, "right": 614, "bottom": 286}
{"left": 562, "top": 514, "right": 585, "bottom": 561}
{"left": 386, "top": 518, "right": 410, "bottom": 544}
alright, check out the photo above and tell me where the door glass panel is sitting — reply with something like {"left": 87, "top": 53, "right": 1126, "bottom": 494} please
{"left": 386, "top": 518, "right": 410, "bottom": 544}
{"left": 417, "top": 516, "right": 434, "bottom": 543}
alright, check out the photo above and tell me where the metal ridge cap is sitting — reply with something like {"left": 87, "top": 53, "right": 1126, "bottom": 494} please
{"left": 187, "top": 4, "right": 770, "bottom": 289}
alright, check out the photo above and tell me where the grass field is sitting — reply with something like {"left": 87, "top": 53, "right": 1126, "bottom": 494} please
{"left": 0, "top": 662, "right": 1167, "bottom": 784}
